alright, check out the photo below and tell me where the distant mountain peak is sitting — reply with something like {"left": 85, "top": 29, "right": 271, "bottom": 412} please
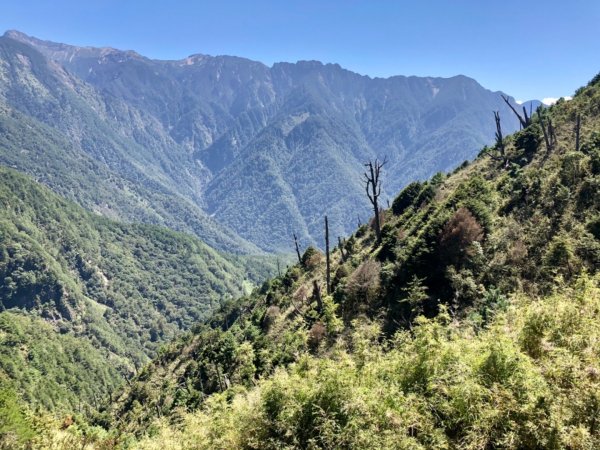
{"left": 4, "top": 29, "right": 144, "bottom": 62}
{"left": 180, "top": 54, "right": 209, "bottom": 65}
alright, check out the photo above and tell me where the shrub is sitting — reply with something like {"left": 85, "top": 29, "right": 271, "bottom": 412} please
{"left": 587, "top": 216, "right": 600, "bottom": 240}
{"left": 282, "top": 266, "right": 302, "bottom": 288}
{"left": 414, "top": 183, "right": 436, "bottom": 208}
{"left": 301, "top": 247, "right": 322, "bottom": 270}
{"left": 332, "top": 265, "right": 349, "bottom": 290}
{"left": 439, "top": 207, "right": 484, "bottom": 267}
{"left": 308, "top": 321, "right": 327, "bottom": 350}
{"left": 262, "top": 306, "right": 280, "bottom": 331}
{"left": 514, "top": 124, "right": 541, "bottom": 160}
{"left": 544, "top": 235, "right": 578, "bottom": 278}
{"left": 391, "top": 181, "right": 423, "bottom": 216}
{"left": 344, "top": 260, "right": 381, "bottom": 318}
{"left": 560, "top": 151, "right": 588, "bottom": 186}
{"left": 0, "top": 386, "right": 35, "bottom": 448}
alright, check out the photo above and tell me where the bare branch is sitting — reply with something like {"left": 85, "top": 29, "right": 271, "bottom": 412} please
{"left": 501, "top": 94, "right": 529, "bottom": 128}
{"left": 362, "top": 157, "right": 386, "bottom": 243}
{"left": 293, "top": 233, "right": 302, "bottom": 265}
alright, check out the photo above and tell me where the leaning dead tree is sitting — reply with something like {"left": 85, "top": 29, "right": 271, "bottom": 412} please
{"left": 293, "top": 232, "right": 302, "bottom": 265}
{"left": 501, "top": 94, "right": 531, "bottom": 129}
{"left": 325, "top": 216, "right": 331, "bottom": 295}
{"left": 363, "top": 157, "right": 387, "bottom": 243}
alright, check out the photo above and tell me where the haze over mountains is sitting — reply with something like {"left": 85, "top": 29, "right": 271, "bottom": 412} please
{"left": 1, "top": 30, "right": 529, "bottom": 251}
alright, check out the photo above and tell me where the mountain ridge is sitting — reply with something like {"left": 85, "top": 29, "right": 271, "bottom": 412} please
{"left": 2, "top": 29, "right": 527, "bottom": 251}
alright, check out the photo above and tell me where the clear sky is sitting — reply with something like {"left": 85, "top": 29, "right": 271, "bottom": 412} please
{"left": 1, "top": 0, "right": 598, "bottom": 101}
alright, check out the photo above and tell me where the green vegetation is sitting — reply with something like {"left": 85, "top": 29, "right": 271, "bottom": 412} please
{"left": 0, "top": 383, "right": 36, "bottom": 448}
{"left": 136, "top": 277, "right": 600, "bottom": 449}
{"left": 0, "top": 312, "right": 123, "bottom": 413}
{"left": 0, "top": 166, "right": 274, "bottom": 416}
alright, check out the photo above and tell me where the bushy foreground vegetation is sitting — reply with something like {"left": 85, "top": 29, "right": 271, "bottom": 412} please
{"left": 7, "top": 277, "right": 598, "bottom": 449}
{"left": 135, "top": 276, "right": 600, "bottom": 449}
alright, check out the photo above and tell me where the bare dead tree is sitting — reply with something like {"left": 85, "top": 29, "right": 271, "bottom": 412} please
{"left": 363, "top": 157, "right": 387, "bottom": 243}
{"left": 501, "top": 94, "right": 531, "bottom": 128}
{"left": 538, "top": 107, "right": 557, "bottom": 153}
{"left": 325, "top": 216, "right": 331, "bottom": 295}
{"left": 357, "top": 215, "right": 362, "bottom": 228}
{"left": 276, "top": 258, "right": 281, "bottom": 277}
{"left": 494, "top": 111, "right": 505, "bottom": 155}
{"left": 293, "top": 232, "right": 302, "bottom": 265}
{"left": 549, "top": 118, "right": 557, "bottom": 149}
{"left": 575, "top": 114, "right": 581, "bottom": 152}
{"left": 488, "top": 111, "right": 508, "bottom": 167}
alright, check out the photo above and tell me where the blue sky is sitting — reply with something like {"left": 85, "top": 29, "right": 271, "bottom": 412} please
{"left": 1, "top": 0, "right": 598, "bottom": 101}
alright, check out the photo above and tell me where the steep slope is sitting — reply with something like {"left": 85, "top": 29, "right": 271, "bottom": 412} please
{"left": 5, "top": 30, "right": 525, "bottom": 251}
{"left": 98, "top": 74, "right": 600, "bottom": 448}
{"left": 0, "top": 33, "right": 260, "bottom": 254}
{"left": 0, "top": 166, "right": 274, "bottom": 414}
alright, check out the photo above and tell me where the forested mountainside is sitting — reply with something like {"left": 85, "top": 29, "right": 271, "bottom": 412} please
{"left": 0, "top": 34, "right": 259, "bottom": 254}
{"left": 2, "top": 30, "right": 526, "bottom": 251}
{"left": 0, "top": 166, "right": 274, "bottom": 417}
{"left": 41, "top": 73, "right": 595, "bottom": 449}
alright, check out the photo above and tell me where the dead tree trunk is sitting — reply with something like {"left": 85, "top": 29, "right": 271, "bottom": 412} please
{"left": 575, "top": 114, "right": 581, "bottom": 152}
{"left": 363, "top": 157, "right": 387, "bottom": 243}
{"left": 494, "top": 111, "right": 505, "bottom": 155}
{"left": 549, "top": 118, "right": 557, "bottom": 149}
{"left": 490, "top": 111, "right": 508, "bottom": 167}
{"left": 293, "top": 232, "right": 302, "bottom": 265}
{"left": 325, "top": 216, "right": 331, "bottom": 295}
{"left": 540, "top": 115, "right": 550, "bottom": 151}
{"left": 539, "top": 112, "right": 557, "bottom": 153}
{"left": 501, "top": 94, "right": 530, "bottom": 128}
